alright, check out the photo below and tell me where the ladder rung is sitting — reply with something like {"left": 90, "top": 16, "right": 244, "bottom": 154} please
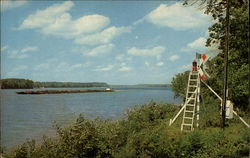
{"left": 185, "top": 110, "right": 194, "bottom": 113}
{"left": 182, "top": 123, "right": 193, "bottom": 126}
{"left": 184, "top": 117, "right": 193, "bottom": 119}
{"left": 188, "top": 98, "right": 196, "bottom": 100}
{"left": 186, "top": 104, "right": 195, "bottom": 106}
{"left": 189, "top": 85, "right": 197, "bottom": 87}
{"left": 190, "top": 79, "right": 197, "bottom": 81}
{"left": 188, "top": 91, "right": 196, "bottom": 94}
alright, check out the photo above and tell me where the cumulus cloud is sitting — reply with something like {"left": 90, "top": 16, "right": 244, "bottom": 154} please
{"left": 1, "top": 0, "right": 27, "bottom": 12}
{"left": 118, "top": 63, "right": 132, "bottom": 71}
{"left": 86, "top": 44, "right": 114, "bottom": 56}
{"left": 187, "top": 37, "right": 206, "bottom": 50}
{"left": 20, "top": 46, "right": 38, "bottom": 53}
{"left": 181, "top": 37, "right": 220, "bottom": 56}
{"left": 19, "top": 1, "right": 74, "bottom": 29}
{"left": 75, "top": 26, "right": 131, "bottom": 45}
{"left": 119, "top": 66, "right": 132, "bottom": 71}
{"left": 17, "top": 1, "right": 129, "bottom": 45}
{"left": 94, "top": 64, "right": 114, "bottom": 72}
{"left": 127, "top": 46, "right": 165, "bottom": 59}
{"left": 8, "top": 46, "right": 38, "bottom": 59}
{"left": 180, "top": 64, "right": 191, "bottom": 70}
{"left": 169, "top": 55, "right": 180, "bottom": 61}
{"left": 156, "top": 61, "right": 164, "bottom": 66}
{"left": 19, "top": 1, "right": 110, "bottom": 38}
{"left": 145, "top": 3, "right": 211, "bottom": 30}
{"left": 115, "top": 54, "right": 131, "bottom": 61}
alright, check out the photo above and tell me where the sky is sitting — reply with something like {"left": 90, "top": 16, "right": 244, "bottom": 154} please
{"left": 0, "top": 0, "right": 217, "bottom": 85}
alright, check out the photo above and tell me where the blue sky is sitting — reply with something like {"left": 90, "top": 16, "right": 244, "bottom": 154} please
{"left": 1, "top": 0, "right": 217, "bottom": 85}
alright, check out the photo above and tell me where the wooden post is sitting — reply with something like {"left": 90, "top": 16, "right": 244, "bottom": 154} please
{"left": 222, "top": 0, "right": 230, "bottom": 129}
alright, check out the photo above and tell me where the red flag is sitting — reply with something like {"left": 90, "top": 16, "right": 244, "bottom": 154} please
{"left": 202, "top": 54, "right": 206, "bottom": 61}
{"left": 201, "top": 75, "right": 206, "bottom": 81}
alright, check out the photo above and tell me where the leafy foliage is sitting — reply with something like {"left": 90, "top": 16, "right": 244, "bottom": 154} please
{"left": 0, "top": 78, "right": 34, "bottom": 89}
{"left": 205, "top": 0, "right": 249, "bottom": 109}
{"left": 171, "top": 71, "right": 189, "bottom": 99}
{"left": 2, "top": 102, "right": 249, "bottom": 158}
{"left": 180, "top": 0, "right": 249, "bottom": 110}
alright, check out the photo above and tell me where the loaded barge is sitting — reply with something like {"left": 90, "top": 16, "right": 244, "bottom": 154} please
{"left": 16, "top": 88, "right": 114, "bottom": 94}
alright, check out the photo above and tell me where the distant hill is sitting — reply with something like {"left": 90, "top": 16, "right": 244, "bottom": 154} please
{"left": 0, "top": 78, "right": 109, "bottom": 89}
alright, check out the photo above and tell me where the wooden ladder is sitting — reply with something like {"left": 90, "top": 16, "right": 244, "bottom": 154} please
{"left": 181, "top": 72, "right": 199, "bottom": 131}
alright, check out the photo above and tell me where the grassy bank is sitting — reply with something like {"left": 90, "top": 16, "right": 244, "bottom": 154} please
{"left": 1, "top": 101, "right": 249, "bottom": 158}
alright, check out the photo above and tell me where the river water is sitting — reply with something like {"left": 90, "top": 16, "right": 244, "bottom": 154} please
{"left": 0, "top": 87, "right": 181, "bottom": 148}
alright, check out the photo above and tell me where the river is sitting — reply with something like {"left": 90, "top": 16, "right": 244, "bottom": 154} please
{"left": 0, "top": 87, "right": 181, "bottom": 148}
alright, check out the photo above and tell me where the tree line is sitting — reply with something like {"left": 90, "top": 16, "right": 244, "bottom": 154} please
{"left": 0, "top": 78, "right": 109, "bottom": 89}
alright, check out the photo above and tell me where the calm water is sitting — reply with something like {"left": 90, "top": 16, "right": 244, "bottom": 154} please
{"left": 0, "top": 88, "right": 181, "bottom": 148}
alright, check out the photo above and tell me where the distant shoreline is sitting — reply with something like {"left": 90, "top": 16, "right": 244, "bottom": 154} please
{"left": 16, "top": 89, "right": 114, "bottom": 95}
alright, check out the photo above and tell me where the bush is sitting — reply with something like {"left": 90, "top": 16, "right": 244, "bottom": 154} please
{"left": 3, "top": 102, "right": 249, "bottom": 158}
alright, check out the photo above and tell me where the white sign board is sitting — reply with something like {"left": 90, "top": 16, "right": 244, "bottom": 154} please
{"left": 226, "top": 100, "right": 234, "bottom": 119}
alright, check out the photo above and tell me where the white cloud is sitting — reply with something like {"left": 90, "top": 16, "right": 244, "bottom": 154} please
{"left": 1, "top": 45, "right": 8, "bottom": 51}
{"left": 180, "top": 64, "right": 191, "bottom": 70}
{"left": 20, "top": 46, "right": 38, "bottom": 53}
{"left": 94, "top": 64, "right": 114, "bottom": 72}
{"left": 156, "top": 61, "right": 164, "bottom": 66}
{"left": 41, "top": 14, "right": 110, "bottom": 38}
{"left": 118, "top": 63, "right": 132, "bottom": 71}
{"left": 169, "top": 55, "right": 180, "bottom": 61}
{"left": 68, "top": 63, "right": 91, "bottom": 71}
{"left": 86, "top": 44, "right": 114, "bottom": 56}
{"left": 144, "top": 61, "right": 150, "bottom": 67}
{"left": 127, "top": 46, "right": 165, "bottom": 59}
{"left": 187, "top": 37, "right": 206, "bottom": 50}
{"left": 55, "top": 62, "right": 91, "bottom": 72}
{"left": 1, "top": 0, "right": 27, "bottom": 12}
{"left": 145, "top": 3, "right": 211, "bottom": 30}
{"left": 18, "top": 1, "right": 129, "bottom": 45}
{"left": 19, "top": 1, "right": 74, "bottom": 29}
{"left": 119, "top": 66, "right": 132, "bottom": 71}
{"left": 8, "top": 46, "right": 38, "bottom": 59}
{"left": 181, "top": 37, "right": 220, "bottom": 56}
{"left": 19, "top": 1, "right": 110, "bottom": 38}
{"left": 115, "top": 54, "right": 131, "bottom": 61}
{"left": 75, "top": 26, "right": 131, "bottom": 45}
{"left": 34, "top": 63, "right": 50, "bottom": 70}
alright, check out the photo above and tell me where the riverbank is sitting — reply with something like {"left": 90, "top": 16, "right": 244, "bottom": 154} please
{"left": 1, "top": 102, "right": 249, "bottom": 158}
{"left": 16, "top": 89, "right": 114, "bottom": 94}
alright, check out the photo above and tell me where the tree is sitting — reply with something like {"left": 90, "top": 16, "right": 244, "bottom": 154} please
{"left": 182, "top": 0, "right": 249, "bottom": 110}
{"left": 171, "top": 71, "right": 189, "bottom": 100}
{"left": 206, "top": 0, "right": 249, "bottom": 110}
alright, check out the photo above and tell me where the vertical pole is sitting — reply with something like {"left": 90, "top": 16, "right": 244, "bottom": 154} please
{"left": 222, "top": 0, "right": 230, "bottom": 128}
{"left": 196, "top": 75, "right": 200, "bottom": 128}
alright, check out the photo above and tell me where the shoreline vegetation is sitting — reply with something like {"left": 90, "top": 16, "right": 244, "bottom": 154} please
{"left": 1, "top": 101, "right": 249, "bottom": 158}
{"left": 0, "top": 78, "right": 171, "bottom": 90}
{"left": 0, "top": 78, "right": 109, "bottom": 89}
{"left": 16, "top": 89, "right": 114, "bottom": 95}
